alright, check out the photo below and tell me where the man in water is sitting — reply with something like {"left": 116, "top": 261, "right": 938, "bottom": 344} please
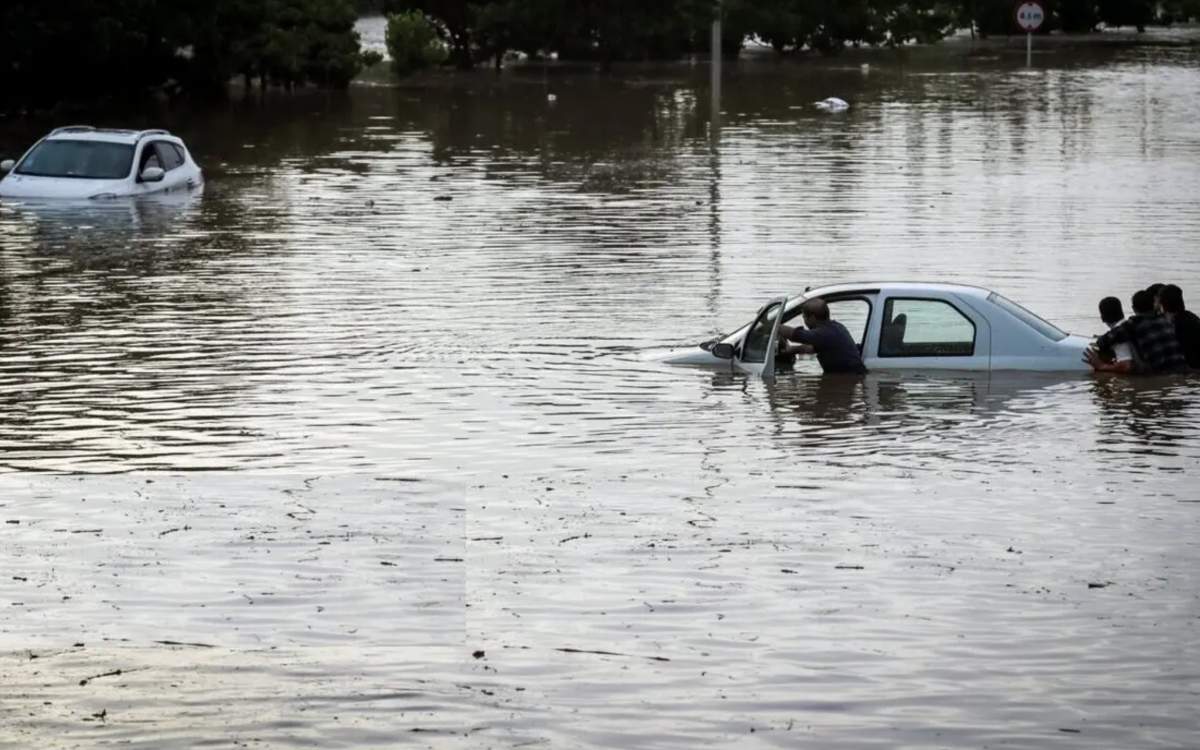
{"left": 1085, "top": 289, "right": 1187, "bottom": 374}
{"left": 1159, "top": 284, "right": 1200, "bottom": 368}
{"left": 778, "top": 298, "right": 867, "bottom": 374}
{"left": 1095, "top": 296, "right": 1135, "bottom": 367}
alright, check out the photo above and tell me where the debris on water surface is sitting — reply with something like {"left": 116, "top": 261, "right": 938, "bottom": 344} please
{"left": 556, "top": 647, "right": 670, "bottom": 662}
{"left": 79, "top": 669, "right": 123, "bottom": 686}
{"left": 472, "top": 650, "right": 485, "bottom": 659}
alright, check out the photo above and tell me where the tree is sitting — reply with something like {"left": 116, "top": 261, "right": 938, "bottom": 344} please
{"left": 386, "top": 10, "right": 449, "bottom": 74}
{"left": 0, "top": 0, "right": 367, "bottom": 112}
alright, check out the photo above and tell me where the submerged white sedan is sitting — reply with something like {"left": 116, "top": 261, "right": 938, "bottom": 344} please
{"left": 0, "top": 126, "right": 203, "bottom": 200}
{"left": 662, "top": 282, "right": 1091, "bottom": 375}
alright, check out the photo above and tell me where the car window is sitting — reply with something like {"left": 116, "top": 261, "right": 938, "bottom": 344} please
{"left": 987, "top": 292, "right": 1067, "bottom": 341}
{"left": 741, "top": 300, "right": 783, "bottom": 364}
{"left": 15, "top": 140, "right": 134, "bottom": 179}
{"left": 827, "top": 298, "right": 870, "bottom": 345}
{"left": 155, "top": 142, "right": 184, "bottom": 171}
{"left": 139, "top": 143, "right": 162, "bottom": 172}
{"left": 880, "top": 298, "right": 976, "bottom": 357}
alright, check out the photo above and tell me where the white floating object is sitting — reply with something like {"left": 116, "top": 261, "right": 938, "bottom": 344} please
{"left": 814, "top": 97, "right": 849, "bottom": 112}
{"left": 547, "top": 93, "right": 557, "bottom": 102}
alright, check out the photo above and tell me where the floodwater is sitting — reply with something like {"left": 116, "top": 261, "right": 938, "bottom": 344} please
{"left": 3, "top": 29, "right": 1200, "bottom": 749}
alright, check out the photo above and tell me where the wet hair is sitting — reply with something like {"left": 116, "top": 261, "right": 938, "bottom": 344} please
{"left": 1098, "top": 296, "right": 1124, "bottom": 325}
{"left": 1131, "top": 289, "right": 1155, "bottom": 315}
{"left": 801, "top": 297, "right": 830, "bottom": 322}
{"left": 1159, "top": 284, "right": 1185, "bottom": 314}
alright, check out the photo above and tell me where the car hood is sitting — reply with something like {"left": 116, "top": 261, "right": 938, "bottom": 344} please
{"left": 0, "top": 174, "right": 130, "bottom": 199}
{"left": 659, "top": 345, "right": 727, "bottom": 366}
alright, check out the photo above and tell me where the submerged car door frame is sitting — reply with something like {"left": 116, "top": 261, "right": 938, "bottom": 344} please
{"left": 133, "top": 140, "right": 186, "bottom": 194}
{"left": 862, "top": 291, "right": 991, "bottom": 370}
{"left": 733, "top": 296, "right": 788, "bottom": 377}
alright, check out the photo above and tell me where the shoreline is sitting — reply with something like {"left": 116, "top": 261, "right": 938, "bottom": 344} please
{"left": 351, "top": 23, "right": 1200, "bottom": 87}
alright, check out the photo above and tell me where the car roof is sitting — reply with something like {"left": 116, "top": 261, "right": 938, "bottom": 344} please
{"left": 43, "top": 126, "right": 180, "bottom": 145}
{"left": 800, "top": 281, "right": 995, "bottom": 299}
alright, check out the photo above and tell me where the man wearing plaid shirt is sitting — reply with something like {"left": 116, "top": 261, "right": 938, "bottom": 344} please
{"left": 1085, "top": 289, "right": 1188, "bottom": 374}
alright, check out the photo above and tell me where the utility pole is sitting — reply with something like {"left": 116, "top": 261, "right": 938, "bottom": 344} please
{"left": 711, "top": 0, "right": 721, "bottom": 137}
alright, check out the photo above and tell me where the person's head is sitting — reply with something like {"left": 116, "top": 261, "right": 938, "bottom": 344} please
{"left": 1159, "top": 284, "right": 1185, "bottom": 315}
{"left": 1131, "top": 289, "right": 1155, "bottom": 315}
{"left": 800, "top": 297, "right": 830, "bottom": 326}
{"left": 1098, "top": 296, "right": 1124, "bottom": 326}
{"left": 1147, "top": 283, "right": 1165, "bottom": 312}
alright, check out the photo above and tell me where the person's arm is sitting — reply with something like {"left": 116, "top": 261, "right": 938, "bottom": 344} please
{"left": 781, "top": 341, "right": 815, "bottom": 355}
{"left": 781, "top": 325, "right": 828, "bottom": 346}
{"left": 777, "top": 325, "right": 814, "bottom": 355}
{"left": 1085, "top": 347, "right": 1133, "bottom": 373}
{"left": 1094, "top": 318, "right": 1133, "bottom": 351}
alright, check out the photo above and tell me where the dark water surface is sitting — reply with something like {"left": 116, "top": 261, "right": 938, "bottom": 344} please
{"left": 2, "top": 32, "right": 1200, "bottom": 748}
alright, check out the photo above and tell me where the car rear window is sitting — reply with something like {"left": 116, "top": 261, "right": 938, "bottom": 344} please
{"left": 16, "top": 140, "right": 134, "bottom": 180}
{"left": 988, "top": 292, "right": 1068, "bottom": 341}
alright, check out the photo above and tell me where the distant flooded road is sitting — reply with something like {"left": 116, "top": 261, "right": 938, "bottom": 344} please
{"left": 2, "top": 33, "right": 1200, "bottom": 748}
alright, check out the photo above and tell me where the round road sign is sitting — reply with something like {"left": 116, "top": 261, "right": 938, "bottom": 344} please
{"left": 1015, "top": 2, "right": 1045, "bottom": 32}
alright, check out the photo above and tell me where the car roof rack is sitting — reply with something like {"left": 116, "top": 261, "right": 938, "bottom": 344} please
{"left": 49, "top": 125, "right": 96, "bottom": 135}
{"left": 135, "top": 129, "right": 171, "bottom": 140}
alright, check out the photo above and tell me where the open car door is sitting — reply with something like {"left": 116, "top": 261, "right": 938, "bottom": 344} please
{"left": 733, "top": 296, "right": 788, "bottom": 377}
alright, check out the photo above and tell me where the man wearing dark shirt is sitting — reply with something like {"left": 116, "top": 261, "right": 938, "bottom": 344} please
{"left": 779, "top": 298, "right": 867, "bottom": 374}
{"left": 1160, "top": 284, "right": 1200, "bottom": 369}
{"left": 1086, "top": 289, "right": 1188, "bottom": 374}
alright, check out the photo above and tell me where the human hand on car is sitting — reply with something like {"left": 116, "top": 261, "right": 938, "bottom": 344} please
{"left": 1083, "top": 347, "right": 1112, "bottom": 372}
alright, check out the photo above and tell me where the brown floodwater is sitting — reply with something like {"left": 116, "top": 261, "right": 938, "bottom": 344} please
{"left": 2, "top": 28, "right": 1199, "bottom": 748}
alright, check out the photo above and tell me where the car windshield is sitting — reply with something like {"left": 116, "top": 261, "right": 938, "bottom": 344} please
{"left": 988, "top": 292, "right": 1068, "bottom": 341}
{"left": 15, "top": 140, "right": 134, "bottom": 180}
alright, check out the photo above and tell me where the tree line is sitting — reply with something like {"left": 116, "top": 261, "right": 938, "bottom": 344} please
{"left": 0, "top": 1, "right": 374, "bottom": 111}
{"left": 382, "top": 0, "right": 1200, "bottom": 70}
{"left": 2, "top": 0, "right": 1197, "bottom": 111}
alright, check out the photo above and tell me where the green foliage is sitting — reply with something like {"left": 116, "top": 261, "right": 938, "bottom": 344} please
{"left": 257, "top": 0, "right": 365, "bottom": 88}
{"left": 386, "top": 10, "right": 450, "bottom": 74}
{"left": 386, "top": 0, "right": 968, "bottom": 63}
{"left": 0, "top": 0, "right": 365, "bottom": 111}
{"left": 966, "top": 0, "right": 1181, "bottom": 35}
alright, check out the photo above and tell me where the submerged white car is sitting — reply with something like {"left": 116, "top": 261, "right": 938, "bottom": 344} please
{"left": 662, "top": 282, "right": 1091, "bottom": 375}
{"left": 0, "top": 126, "right": 203, "bottom": 199}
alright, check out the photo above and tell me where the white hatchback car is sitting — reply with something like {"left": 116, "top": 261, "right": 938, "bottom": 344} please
{"left": 662, "top": 282, "right": 1092, "bottom": 375}
{"left": 0, "top": 126, "right": 203, "bottom": 199}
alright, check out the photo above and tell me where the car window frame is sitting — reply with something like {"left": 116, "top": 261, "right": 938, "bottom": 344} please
{"left": 12, "top": 138, "right": 136, "bottom": 180}
{"left": 878, "top": 296, "right": 977, "bottom": 358}
{"left": 153, "top": 141, "right": 185, "bottom": 171}
{"left": 986, "top": 292, "right": 1068, "bottom": 342}
{"left": 783, "top": 292, "right": 875, "bottom": 353}
{"left": 739, "top": 298, "right": 786, "bottom": 365}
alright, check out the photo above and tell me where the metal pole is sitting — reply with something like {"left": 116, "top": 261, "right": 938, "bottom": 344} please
{"left": 1026, "top": 32, "right": 1032, "bottom": 67}
{"left": 711, "top": 1, "right": 721, "bottom": 136}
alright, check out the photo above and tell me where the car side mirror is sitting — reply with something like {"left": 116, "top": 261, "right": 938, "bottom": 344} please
{"left": 710, "top": 343, "right": 735, "bottom": 360}
{"left": 140, "top": 166, "right": 165, "bottom": 182}
{"left": 0, "top": 159, "right": 14, "bottom": 173}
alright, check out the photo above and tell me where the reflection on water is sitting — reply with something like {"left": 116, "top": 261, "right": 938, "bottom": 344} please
{"left": 3, "top": 36, "right": 1200, "bottom": 748}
